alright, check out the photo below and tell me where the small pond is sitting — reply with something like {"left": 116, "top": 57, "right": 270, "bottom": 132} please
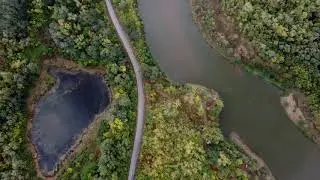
{"left": 31, "top": 68, "right": 109, "bottom": 175}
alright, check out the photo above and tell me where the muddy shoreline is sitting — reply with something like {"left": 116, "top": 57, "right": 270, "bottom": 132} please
{"left": 281, "top": 92, "right": 320, "bottom": 145}
{"left": 26, "top": 57, "right": 111, "bottom": 178}
{"left": 230, "top": 132, "right": 275, "bottom": 180}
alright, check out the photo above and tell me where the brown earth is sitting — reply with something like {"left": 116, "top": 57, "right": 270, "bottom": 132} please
{"left": 281, "top": 92, "right": 320, "bottom": 145}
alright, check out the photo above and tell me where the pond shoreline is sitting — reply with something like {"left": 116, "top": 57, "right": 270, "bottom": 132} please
{"left": 26, "top": 57, "right": 111, "bottom": 178}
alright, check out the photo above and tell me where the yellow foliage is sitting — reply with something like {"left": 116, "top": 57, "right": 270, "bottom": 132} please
{"left": 110, "top": 118, "right": 124, "bottom": 131}
{"left": 119, "top": 65, "right": 126, "bottom": 72}
{"left": 275, "top": 24, "right": 288, "bottom": 37}
{"left": 218, "top": 152, "right": 231, "bottom": 167}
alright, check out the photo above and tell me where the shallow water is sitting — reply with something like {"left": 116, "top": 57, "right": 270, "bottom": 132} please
{"left": 138, "top": 0, "right": 320, "bottom": 179}
{"left": 31, "top": 69, "right": 109, "bottom": 174}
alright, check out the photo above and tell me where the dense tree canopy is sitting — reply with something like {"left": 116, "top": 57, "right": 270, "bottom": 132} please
{"left": 193, "top": 0, "right": 320, "bottom": 127}
{"left": 49, "top": 0, "right": 124, "bottom": 62}
{"left": 0, "top": 25, "right": 48, "bottom": 180}
{"left": 222, "top": 0, "right": 320, "bottom": 125}
{"left": 0, "top": 0, "right": 52, "bottom": 178}
{"left": 137, "top": 84, "right": 251, "bottom": 179}
{"left": 0, "top": 0, "right": 265, "bottom": 179}
{"left": 0, "top": 0, "right": 28, "bottom": 39}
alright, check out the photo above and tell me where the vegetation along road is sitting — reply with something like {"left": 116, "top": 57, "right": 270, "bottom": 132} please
{"left": 104, "top": 0, "right": 145, "bottom": 179}
{"left": 0, "top": 0, "right": 283, "bottom": 179}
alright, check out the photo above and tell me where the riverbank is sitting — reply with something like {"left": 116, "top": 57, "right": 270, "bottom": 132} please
{"left": 230, "top": 132, "right": 275, "bottom": 180}
{"left": 0, "top": 0, "right": 266, "bottom": 179}
{"left": 191, "top": 0, "right": 320, "bottom": 145}
{"left": 1, "top": 0, "right": 301, "bottom": 179}
{"left": 57, "top": 0, "right": 268, "bottom": 179}
{"left": 281, "top": 92, "right": 320, "bottom": 145}
{"left": 190, "top": 0, "right": 283, "bottom": 89}
{"left": 26, "top": 57, "right": 111, "bottom": 178}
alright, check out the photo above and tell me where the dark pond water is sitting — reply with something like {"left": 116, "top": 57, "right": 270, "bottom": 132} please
{"left": 31, "top": 69, "right": 109, "bottom": 174}
{"left": 138, "top": 0, "right": 320, "bottom": 179}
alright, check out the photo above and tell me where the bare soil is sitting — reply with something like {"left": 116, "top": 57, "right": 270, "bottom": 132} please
{"left": 281, "top": 92, "right": 320, "bottom": 145}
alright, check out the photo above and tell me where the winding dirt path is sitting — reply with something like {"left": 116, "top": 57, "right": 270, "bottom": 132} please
{"left": 104, "top": 1, "right": 146, "bottom": 180}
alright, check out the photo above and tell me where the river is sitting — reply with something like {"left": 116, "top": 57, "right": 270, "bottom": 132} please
{"left": 31, "top": 69, "right": 109, "bottom": 175}
{"left": 138, "top": 0, "right": 320, "bottom": 179}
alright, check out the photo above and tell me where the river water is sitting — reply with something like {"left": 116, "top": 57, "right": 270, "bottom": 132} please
{"left": 138, "top": 0, "right": 320, "bottom": 179}
{"left": 31, "top": 69, "right": 109, "bottom": 174}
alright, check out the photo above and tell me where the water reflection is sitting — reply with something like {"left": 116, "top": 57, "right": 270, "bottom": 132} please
{"left": 31, "top": 69, "right": 109, "bottom": 174}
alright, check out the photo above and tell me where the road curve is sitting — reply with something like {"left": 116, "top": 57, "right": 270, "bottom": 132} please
{"left": 104, "top": 0, "right": 145, "bottom": 179}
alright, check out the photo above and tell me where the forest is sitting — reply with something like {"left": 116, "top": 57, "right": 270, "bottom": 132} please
{"left": 192, "top": 0, "right": 320, "bottom": 130}
{"left": 1, "top": 0, "right": 267, "bottom": 179}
